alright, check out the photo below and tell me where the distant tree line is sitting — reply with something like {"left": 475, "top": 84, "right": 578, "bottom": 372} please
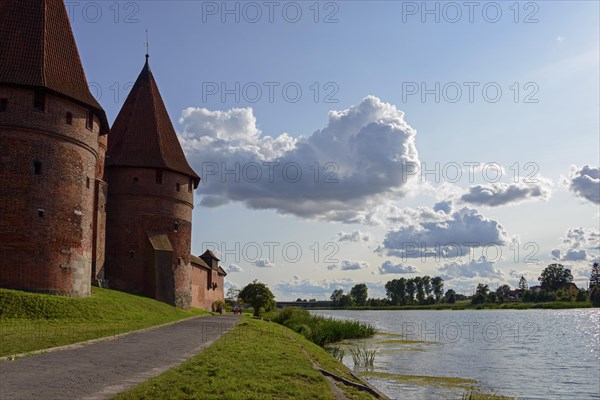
{"left": 330, "top": 277, "right": 450, "bottom": 307}
{"left": 472, "top": 262, "right": 600, "bottom": 306}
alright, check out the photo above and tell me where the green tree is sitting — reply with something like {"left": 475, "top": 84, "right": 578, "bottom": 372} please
{"left": 496, "top": 284, "right": 511, "bottom": 303}
{"left": 414, "top": 277, "right": 425, "bottom": 304}
{"left": 338, "top": 294, "right": 354, "bottom": 307}
{"left": 385, "top": 278, "right": 407, "bottom": 306}
{"left": 406, "top": 279, "right": 416, "bottom": 304}
{"left": 238, "top": 280, "right": 275, "bottom": 317}
{"left": 422, "top": 276, "right": 432, "bottom": 298}
{"left": 350, "top": 284, "right": 368, "bottom": 306}
{"left": 539, "top": 264, "right": 573, "bottom": 292}
{"left": 445, "top": 289, "right": 456, "bottom": 304}
{"left": 225, "top": 287, "right": 240, "bottom": 307}
{"left": 518, "top": 275, "right": 528, "bottom": 291}
{"left": 590, "top": 286, "right": 600, "bottom": 307}
{"left": 475, "top": 283, "right": 490, "bottom": 296}
{"left": 590, "top": 262, "right": 600, "bottom": 289}
{"left": 471, "top": 293, "right": 486, "bottom": 305}
{"left": 575, "top": 289, "right": 588, "bottom": 302}
{"left": 487, "top": 291, "right": 497, "bottom": 303}
{"left": 330, "top": 289, "right": 344, "bottom": 306}
{"left": 432, "top": 277, "right": 444, "bottom": 302}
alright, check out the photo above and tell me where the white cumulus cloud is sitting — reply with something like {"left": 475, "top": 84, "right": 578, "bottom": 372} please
{"left": 327, "top": 260, "right": 370, "bottom": 271}
{"left": 567, "top": 165, "right": 600, "bottom": 204}
{"left": 437, "top": 256, "right": 503, "bottom": 280}
{"left": 179, "top": 96, "right": 419, "bottom": 223}
{"left": 337, "top": 230, "right": 373, "bottom": 244}
{"left": 378, "top": 260, "right": 418, "bottom": 274}
{"left": 381, "top": 205, "right": 509, "bottom": 259}
{"left": 254, "top": 259, "right": 275, "bottom": 268}
{"left": 226, "top": 264, "right": 243, "bottom": 273}
{"left": 460, "top": 178, "right": 552, "bottom": 207}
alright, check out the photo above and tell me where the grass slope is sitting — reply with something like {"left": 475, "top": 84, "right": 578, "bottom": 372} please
{"left": 113, "top": 317, "right": 375, "bottom": 400}
{"left": 0, "top": 287, "right": 209, "bottom": 356}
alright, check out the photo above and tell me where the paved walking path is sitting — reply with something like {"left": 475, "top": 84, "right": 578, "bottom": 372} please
{"left": 0, "top": 315, "right": 240, "bottom": 400}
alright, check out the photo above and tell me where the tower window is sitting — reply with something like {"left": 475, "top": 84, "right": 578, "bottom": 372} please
{"left": 174, "top": 221, "right": 179, "bottom": 232}
{"left": 133, "top": 177, "right": 139, "bottom": 186}
{"left": 34, "top": 161, "right": 42, "bottom": 175}
{"left": 86, "top": 177, "right": 90, "bottom": 189}
{"left": 155, "top": 170, "right": 163, "bottom": 184}
{"left": 176, "top": 183, "right": 180, "bottom": 192}
{"left": 129, "top": 251, "right": 135, "bottom": 259}
{"left": 188, "top": 178, "right": 193, "bottom": 192}
{"left": 33, "top": 91, "right": 46, "bottom": 112}
{"left": 0, "top": 98, "right": 7, "bottom": 112}
{"left": 38, "top": 209, "right": 45, "bottom": 218}
{"left": 66, "top": 112, "right": 73, "bottom": 125}
{"left": 86, "top": 111, "right": 94, "bottom": 130}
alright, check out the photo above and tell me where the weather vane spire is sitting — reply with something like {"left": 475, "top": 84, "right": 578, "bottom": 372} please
{"left": 145, "top": 29, "right": 149, "bottom": 60}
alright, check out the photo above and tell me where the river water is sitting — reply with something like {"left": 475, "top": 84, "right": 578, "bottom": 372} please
{"left": 311, "top": 309, "right": 600, "bottom": 400}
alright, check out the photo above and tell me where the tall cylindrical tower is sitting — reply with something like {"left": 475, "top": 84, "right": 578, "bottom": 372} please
{"left": 105, "top": 57, "right": 200, "bottom": 308}
{"left": 0, "top": 0, "right": 109, "bottom": 296}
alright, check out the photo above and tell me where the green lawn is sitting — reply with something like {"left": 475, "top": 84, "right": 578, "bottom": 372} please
{"left": 113, "top": 317, "right": 376, "bottom": 400}
{"left": 0, "top": 287, "right": 210, "bottom": 356}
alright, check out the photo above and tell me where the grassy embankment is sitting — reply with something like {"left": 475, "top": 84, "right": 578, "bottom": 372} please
{"left": 344, "top": 300, "right": 592, "bottom": 311}
{"left": 113, "top": 316, "right": 377, "bottom": 400}
{"left": 0, "top": 287, "right": 210, "bottom": 356}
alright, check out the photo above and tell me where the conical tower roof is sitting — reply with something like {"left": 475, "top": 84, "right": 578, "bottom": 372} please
{"left": 107, "top": 57, "right": 199, "bottom": 185}
{"left": 0, "top": 0, "right": 108, "bottom": 134}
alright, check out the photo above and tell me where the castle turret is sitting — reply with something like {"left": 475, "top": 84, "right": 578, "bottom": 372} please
{"left": 0, "top": 0, "right": 109, "bottom": 296}
{"left": 105, "top": 56, "right": 199, "bottom": 308}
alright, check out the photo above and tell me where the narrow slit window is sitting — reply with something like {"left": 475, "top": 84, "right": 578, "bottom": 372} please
{"left": 0, "top": 98, "right": 7, "bottom": 112}
{"left": 38, "top": 209, "right": 45, "bottom": 218}
{"left": 34, "top": 161, "right": 42, "bottom": 175}
{"left": 174, "top": 221, "right": 179, "bottom": 232}
{"left": 86, "top": 177, "right": 90, "bottom": 189}
{"left": 86, "top": 111, "right": 94, "bottom": 130}
{"left": 33, "top": 90, "right": 46, "bottom": 112}
{"left": 176, "top": 183, "right": 180, "bottom": 192}
{"left": 188, "top": 178, "right": 193, "bottom": 192}
{"left": 155, "top": 170, "right": 163, "bottom": 184}
{"left": 129, "top": 251, "right": 135, "bottom": 259}
{"left": 66, "top": 112, "right": 73, "bottom": 125}
{"left": 133, "top": 177, "right": 139, "bottom": 186}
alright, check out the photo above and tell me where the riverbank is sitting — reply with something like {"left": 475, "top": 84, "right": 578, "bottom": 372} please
{"left": 0, "top": 287, "right": 210, "bottom": 356}
{"left": 113, "top": 316, "right": 384, "bottom": 400}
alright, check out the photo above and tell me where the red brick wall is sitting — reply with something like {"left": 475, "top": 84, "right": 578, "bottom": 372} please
{"left": 0, "top": 87, "right": 102, "bottom": 296}
{"left": 105, "top": 167, "right": 195, "bottom": 307}
{"left": 92, "top": 134, "right": 107, "bottom": 283}
{"left": 190, "top": 266, "right": 225, "bottom": 310}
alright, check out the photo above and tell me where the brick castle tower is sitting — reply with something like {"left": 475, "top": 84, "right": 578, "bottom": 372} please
{"left": 0, "top": 0, "right": 109, "bottom": 296}
{"left": 104, "top": 55, "right": 200, "bottom": 308}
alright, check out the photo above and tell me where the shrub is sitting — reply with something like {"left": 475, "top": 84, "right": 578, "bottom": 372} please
{"left": 576, "top": 289, "right": 588, "bottom": 302}
{"left": 273, "top": 307, "right": 376, "bottom": 346}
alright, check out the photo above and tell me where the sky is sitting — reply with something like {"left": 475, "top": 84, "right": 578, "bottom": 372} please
{"left": 68, "top": 0, "right": 599, "bottom": 300}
